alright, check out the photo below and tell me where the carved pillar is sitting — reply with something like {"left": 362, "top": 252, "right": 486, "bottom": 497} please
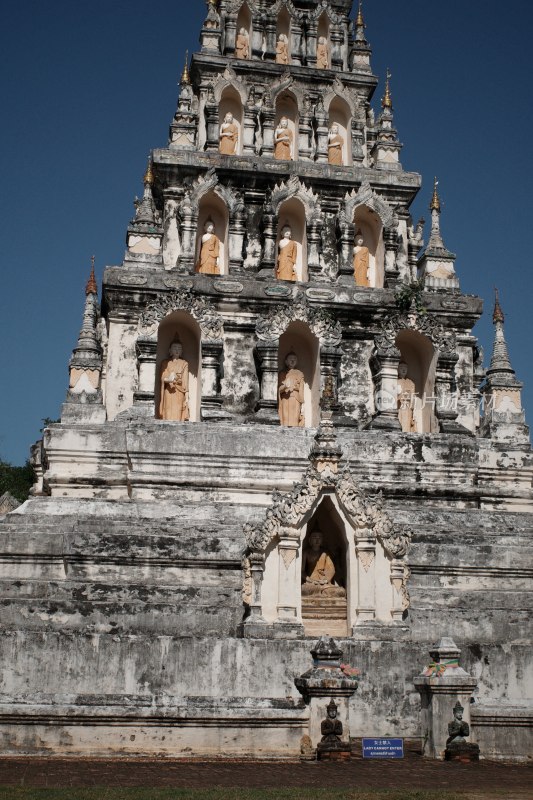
{"left": 241, "top": 552, "right": 269, "bottom": 637}
{"left": 330, "top": 25, "right": 344, "bottom": 69}
{"left": 384, "top": 225, "right": 400, "bottom": 287}
{"left": 243, "top": 103, "right": 258, "bottom": 155}
{"left": 305, "top": 20, "right": 318, "bottom": 66}
{"left": 369, "top": 349, "right": 402, "bottom": 430}
{"left": 276, "top": 529, "right": 301, "bottom": 625}
{"left": 228, "top": 205, "right": 246, "bottom": 274}
{"left": 298, "top": 98, "right": 313, "bottom": 161}
{"left": 355, "top": 535, "right": 376, "bottom": 623}
{"left": 261, "top": 104, "right": 276, "bottom": 157}
{"left": 178, "top": 206, "right": 198, "bottom": 273}
{"left": 223, "top": 14, "right": 237, "bottom": 55}
{"left": 408, "top": 240, "right": 420, "bottom": 283}
{"left": 265, "top": 15, "right": 277, "bottom": 60}
{"left": 204, "top": 95, "right": 219, "bottom": 152}
{"left": 338, "top": 219, "right": 355, "bottom": 284}
{"left": 290, "top": 20, "right": 304, "bottom": 66}
{"left": 259, "top": 206, "right": 278, "bottom": 278}
{"left": 307, "top": 217, "right": 323, "bottom": 281}
{"left": 201, "top": 339, "right": 224, "bottom": 419}
{"left": 390, "top": 559, "right": 405, "bottom": 621}
{"left": 251, "top": 19, "right": 264, "bottom": 60}
{"left": 255, "top": 341, "right": 279, "bottom": 423}
{"left": 135, "top": 338, "right": 158, "bottom": 412}
{"left": 315, "top": 103, "right": 329, "bottom": 163}
{"left": 435, "top": 352, "right": 462, "bottom": 433}
{"left": 351, "top": 120, "right": 365, "bottom": 164}
{"left": 320, "top": 345, "right": 341, "bottom": 408}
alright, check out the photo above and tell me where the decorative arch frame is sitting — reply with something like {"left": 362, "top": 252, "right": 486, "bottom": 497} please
{"left": 213, "top": 66, "right": 248, "bottom": 105}
{"left": 311, "top": 0, "right": 342, "bottom": 23}
{"left": 270, "top": 0, "right": 302, "bottom": 19}
{"left": 375, "top": 310, "right": 457, "bottom": 359}
{"left": 226, "top": 0, "right": 260, "bottom": 12}
{"left": 180, "top": 169, "right": 245, "bottom": 216}
{"left": 256, "top": 296, "right": 341, "bottom": 347}
{"left": 324, "top": 80, "right": 356, "bottom": 116}
{"left": 271, "top": 177, "right": 321, "bottom": 225}
{"left": 344, "top": 181, "right": 394, "bottom": 229}
{"left": 139, "top": 289, "right": 224, "bottom": 341}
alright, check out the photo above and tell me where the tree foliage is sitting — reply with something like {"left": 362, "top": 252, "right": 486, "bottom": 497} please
{"left": 0, "top": 459, "right": 34, "bottom": 503}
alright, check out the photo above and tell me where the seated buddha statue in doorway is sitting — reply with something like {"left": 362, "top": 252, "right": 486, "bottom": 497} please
{"left": 301, "top": 530, "right": 346, "bottom": 598}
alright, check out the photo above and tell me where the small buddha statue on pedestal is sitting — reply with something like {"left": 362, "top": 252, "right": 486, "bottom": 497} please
{"left": 159, "top": 340, "right": 190, "bottom": 422}
{"left": 197, "top": 221, "right": 221, "bottom": 275}
{"left": 235, "top": 28, "right": 249, "bottom": 60}
{"left": 278, "top": 352, "right": 305, "bottom": 427}
{"left": 276, "top": 34, "right": 289, "bottom": 64}
{"left": 219, "top": 112, "right": 238, "bottom": 155}
{"left": 328, "top": 124, "right": 344, "bottom": 166}
{"left": 276, "top": 226, "right": 298, "bottom": 281}
{"left": 397, "top": 362, "right": 416, "bottom": 433}
{"left": 317, "top": 36, "right": 329, "bottom": 69}
{"left": 353, "top": 232, "right": 370, "bottom": 286}
{"left": 274, "top": 117, "right": 293, "bottom": 160}
{"left": 317, "top": 700, "right": 351, "bottom": 761}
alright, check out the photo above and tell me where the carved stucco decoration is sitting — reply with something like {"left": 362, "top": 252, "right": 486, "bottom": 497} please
{"left": 180, "top": 168, "right": 244, "bottom": 216}
{"left": 376, "top": 311, "right": 457, "bottom": 359}
{"left": 271, "top": 176, "right": 321, "bottom": 223}
{"left": 311, "top": 0, "right": 341, "bottom": 23}
{"left": 139, "top": 289, "right": 224, "bottom": 340}
{"left": 324, "top": 79, "right": 357, "bottom": 116}
{"left": 344, "top": 181, "right": 394, "bottom": 228}
{"left": 270, "top": 0, "right": 302, "bottom": 20}
{"left": 244, "top": 463, "right": 412, "bottom": 564}
{"left": 226, "top": 0, "right": 260, "bottom": 12}
{"left": 213, "top": 67, "right": 248, "bottom": 104}
{"left": 256, "top": 297, "right": 342, "bottom": 347}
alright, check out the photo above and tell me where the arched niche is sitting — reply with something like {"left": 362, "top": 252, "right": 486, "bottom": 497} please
{"left": 354, "top": 205, "right": 385, "bottom": 288}
{"left": 278, "top": 320, "right": 319, "bottom": 428}
{"left": 300, "top": 497, "right": 350, "bottom": 637}
{"left": 219, "top": 86, "right": 243, "bottom": 156}
{"left": 396, "top": 329, "right": 437, "bottom": 434}
{"left": 328, "top": 95, "right": 352, "bottom": 166}
{"left": 276, "top": 197, "right": 307, "bottom": 282}
{"left": 275, "top": 91, "right": 299, "bottom": 160}
{"left": 196, "top": 191, "right": 229, "bottom": 276}
{"left": 317, "top": 12, "right": 330, "bottom": 68}
{"left": 236, "top": 3, "right": 252, "bottom": 58}
{"left": 156, "top": 311, "right": 201, "bottom": 422}
{"left": 276, "top": 8, "right": 291, "bottom": 63}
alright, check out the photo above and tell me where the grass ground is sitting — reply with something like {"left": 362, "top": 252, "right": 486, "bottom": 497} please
{"left": 0, "top": 790, "right": 474, "bottom": 800}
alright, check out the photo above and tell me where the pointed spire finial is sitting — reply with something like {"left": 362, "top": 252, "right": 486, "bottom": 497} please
{"left": 493, "top": 288, "right": 505, "bottom": 325}
{"left": 181, "top": 51, "right": 190, "bottom": 85}
{"left": 430, "top": 177, "right": 441, "bottom": 213}
{"left": 382, "top": 69, "right": 393, "bottom": 110}
{"left": 143, "top": 154, "right": 154, "bottom": 187}
{"left": 85, "top": 255, "right": 97, "bottom": 296}
{"left": 356, "top": 0, "right": 365, "bottom": 28}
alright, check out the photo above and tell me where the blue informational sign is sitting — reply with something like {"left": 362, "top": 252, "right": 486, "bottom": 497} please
{"left": 362, "top": 738, "right": 404, "bottom": 759}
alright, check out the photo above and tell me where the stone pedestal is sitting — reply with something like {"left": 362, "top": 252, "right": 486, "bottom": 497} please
{"left": 445, "top": 741, "right": 480, "bottom": 763}
{"left": 295, "top": 638, "right": 358, "bottom": 756}
{"left": 414, "top": 637, "right": 479, "bottom": 760}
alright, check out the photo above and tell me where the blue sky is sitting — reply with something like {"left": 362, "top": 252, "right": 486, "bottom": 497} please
{"left": 1, "top": 0, "right": 532, "bottom": 464}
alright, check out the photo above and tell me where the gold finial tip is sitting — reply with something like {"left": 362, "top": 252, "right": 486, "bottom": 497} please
{"left": 382, "top": 68, "right": 393, "bottom": 109}
{"left": 493, "top": 288, "right": 505, "bottom": 324}
{"left": 430, "top": 176, "right": 441, "bottom": 212}
{"left": 143, "top": 156, "right": 154, "bottom": 186}
{"left": 356, "top": 0, "right": 365, "bottom": 27}
{"left": 181, "top": 51, "right": 190, "bottom": 84}
{"left": 86, "top": 257, "right": 98, "bottom": 296}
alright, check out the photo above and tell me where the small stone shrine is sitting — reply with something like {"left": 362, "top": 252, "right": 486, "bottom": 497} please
{"left": 0, "top": 0, "right": 532, "bottom": 761}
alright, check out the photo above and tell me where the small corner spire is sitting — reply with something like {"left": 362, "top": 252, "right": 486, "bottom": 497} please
{"left": 180, "top": 51, "right": 190, "bottom": 85}
{"left": 382, "top": 69, "right": 393, "bottom": 110}
{"left": 493, "top": 288, "right": 505, "bottom": 325}
{"left": 430, "top": 177, "right": 441, "bottom": 213}
{"left": 85, "top": 255, "right": 98, "bottom": 296}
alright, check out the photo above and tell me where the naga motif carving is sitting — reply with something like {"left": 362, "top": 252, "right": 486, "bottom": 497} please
{"left": 256, "top": 297, "right": 342, "bottom": 346}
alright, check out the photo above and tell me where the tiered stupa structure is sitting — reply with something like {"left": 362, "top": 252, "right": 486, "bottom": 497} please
{"left": 1, "top": 0, "right": 532, "bottom": 761}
